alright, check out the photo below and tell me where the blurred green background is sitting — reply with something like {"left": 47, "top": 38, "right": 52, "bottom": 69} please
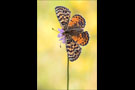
{"left": 37, "top": 0, "right": 97, "bottom": 90}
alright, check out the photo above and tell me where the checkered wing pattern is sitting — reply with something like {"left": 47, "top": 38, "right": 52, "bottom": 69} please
{"left": 68, "top": 14, "right": 86, "bottom": 30}
{"left": 66, "top": 38, "right": 82, "bottom": 62}
{"left": 72, "top": 31, "right": 89, "bottom": 46}
{"left": 55, "top": 6, "right": 71, "bottom": 30}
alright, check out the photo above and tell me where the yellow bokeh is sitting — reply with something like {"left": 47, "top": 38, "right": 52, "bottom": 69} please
{"left": 38, "top": 0, "right": 97, "bottom": 90}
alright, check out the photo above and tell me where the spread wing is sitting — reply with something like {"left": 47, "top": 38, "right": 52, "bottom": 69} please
{"left": 72, "top": 31, "right": 89, "bottom": 46}
{"left": 66, "top": 38, "right": 82, "bottom": 62}
{"left": 67, "top": 14, "right": 86, "bottom": 30}
{"left": 55, "top": 6, "right": 71, "bottom": 30}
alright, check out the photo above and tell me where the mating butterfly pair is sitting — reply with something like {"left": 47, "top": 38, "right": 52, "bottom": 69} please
{"left": 55, "top": 6, "right": 90, "bottom": 62}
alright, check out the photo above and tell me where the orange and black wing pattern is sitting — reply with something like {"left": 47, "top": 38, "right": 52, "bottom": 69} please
{"left": 66, "top": 38, "right": 82, "bottom": 61}
{"left": 72, "top": 31, "right": 89, "bottom": 46}
{"left": 55, "top": 6, "right": 71, "bottom": 30}
{"left": 68, "top": 14, "right": 86, "bottom": 30}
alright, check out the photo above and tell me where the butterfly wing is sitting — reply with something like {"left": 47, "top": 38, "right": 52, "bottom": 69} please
{"left": 68, "top": 14, "right": 86, "bottom": 30}
{"left": 55, "top": 6, "right": 71, "bottom": 30}
{"left": 72, "top": 31, "right": 89, "bottom": 46}
{"left": 66, "top": 38, "right": 82, "bottom": 62}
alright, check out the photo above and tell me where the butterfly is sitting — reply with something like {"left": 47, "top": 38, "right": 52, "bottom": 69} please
{"left": 55, "top": 6, "right": 90, "bottom": 62}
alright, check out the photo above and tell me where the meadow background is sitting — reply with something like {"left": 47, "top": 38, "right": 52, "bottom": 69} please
{"left": 37, "top": 0, "right": 97, "bottom": 90}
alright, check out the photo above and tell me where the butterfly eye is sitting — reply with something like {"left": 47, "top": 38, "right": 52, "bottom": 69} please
{"left": 61, "top": 22, "right": 65, "bottom": 25}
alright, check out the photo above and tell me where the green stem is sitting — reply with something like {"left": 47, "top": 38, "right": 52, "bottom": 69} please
{"left": 67, "top": 56, "right": 69, "bottom": 90}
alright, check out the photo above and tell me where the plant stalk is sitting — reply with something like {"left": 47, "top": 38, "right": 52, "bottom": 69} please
{"left": 67, "top": 56, "right": 69, "bottom": 90}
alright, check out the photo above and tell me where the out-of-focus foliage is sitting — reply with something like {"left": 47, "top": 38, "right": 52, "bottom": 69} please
{"left": 37, "top": 0, "right": 97, "bottom": 90}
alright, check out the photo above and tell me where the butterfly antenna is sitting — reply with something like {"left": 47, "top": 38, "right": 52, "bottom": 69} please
{"left": 52, "top": 28, "right": 59, "bottom": 33}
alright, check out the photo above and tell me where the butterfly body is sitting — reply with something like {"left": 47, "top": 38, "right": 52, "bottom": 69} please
{"left": 55, "top": 6, "right": 90, "bottom": 62}
{"left": 62, "top": 29, "right": 83, "bottom": 37}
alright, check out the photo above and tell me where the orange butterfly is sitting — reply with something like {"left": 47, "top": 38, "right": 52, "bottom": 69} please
{"left": 55, "top": 6, "right": 90, "bottom": 62}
